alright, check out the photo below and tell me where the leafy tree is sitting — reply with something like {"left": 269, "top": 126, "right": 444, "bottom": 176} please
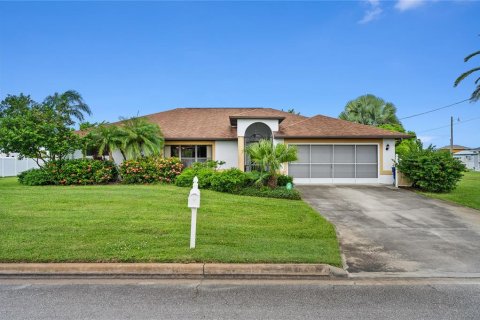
{"left": 339, "top": 94, "right": 401, "bottom": 126}
{"left": 43, "top": 90, "right": 92, "bottom": 125}
{"left": 79, "top": 121, "right": 98, "bottom": 131}
{"left": 88, "top": 124, "right": 126, "bottom": 161}
{"left": 0, "top": 94, "right": 84, "bottom": 166}
{"left": 284, "top": 108, "right": 300, "bottom": 115}
{"left": 120, "top": 117, "right": 164, "bottom": 160}
{"left": 246, "top": 139, "right": 298, "bottom": 188}
{"left": 378, "top": 124, "right": 422, "bottom": 158}
{"left": 454, "top": 47, "right": 480, "bottom": 102}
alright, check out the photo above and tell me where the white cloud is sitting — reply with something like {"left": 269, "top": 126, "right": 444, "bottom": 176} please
{"left": 359, "top": 0, "right": 383, "bottom": 24}
{"left": 395, "top": 0, "right": 426, "bottom": 11}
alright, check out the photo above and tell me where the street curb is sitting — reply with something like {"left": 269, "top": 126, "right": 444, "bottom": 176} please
{"left": 0, "top": 263, "right": 348, "bottom": 279}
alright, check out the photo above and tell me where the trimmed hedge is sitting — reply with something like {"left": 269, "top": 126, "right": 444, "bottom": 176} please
{"left": 210, "top": 168, "right": 246, "bottom": 193}
{"left": 119, "top": 157, "right": 183, "bottom": 184}
{"left": 175, "top": 166, "right": 298, "bottom": 200}
{"left": 18, "top": 159, "right": 118, "bottom": 186}
{"left": 397, "top": 148, "right": 466, "bottom": 193}
{"left": 238, "top": 186, "right": 301, "bottom": 200}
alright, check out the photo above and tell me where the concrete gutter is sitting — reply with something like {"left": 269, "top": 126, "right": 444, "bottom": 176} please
{"left": 0, "top": 263, "right": 347, "bottom": 279}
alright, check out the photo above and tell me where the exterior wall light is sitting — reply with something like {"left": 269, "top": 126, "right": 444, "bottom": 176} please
{"left": 386, "top": 144, "right": 390, "bottom": 151}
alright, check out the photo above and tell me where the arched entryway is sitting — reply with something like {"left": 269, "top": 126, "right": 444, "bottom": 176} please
{"left": 244, "top": 122, "right": 273, "bottom": 172}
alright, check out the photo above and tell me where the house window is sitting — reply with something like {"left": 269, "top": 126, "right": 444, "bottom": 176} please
{"left": 166, "top": 145, "right": 211, "bottom": 167}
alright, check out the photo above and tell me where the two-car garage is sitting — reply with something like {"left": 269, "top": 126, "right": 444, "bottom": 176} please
{"left": 288, "top": 144, "right": 380, "bottom": 184}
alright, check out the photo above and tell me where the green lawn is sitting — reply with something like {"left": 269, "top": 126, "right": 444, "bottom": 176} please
{"left": 0, "top": 177, "right": 341, "bottom": 265}
{"left": 420, "top": 171, "right": 480, "bottom": 211}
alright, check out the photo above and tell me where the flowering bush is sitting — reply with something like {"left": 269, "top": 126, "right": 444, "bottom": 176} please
{"left": 18, "top": 159, "right": 118, "bottom": 186}
{"left": 119, "top": 156, "right": 183, "bottom": 184}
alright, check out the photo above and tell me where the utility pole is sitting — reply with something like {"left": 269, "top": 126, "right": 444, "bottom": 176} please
{"left": 450, "top": 116, "right": 454, "bottom": 154}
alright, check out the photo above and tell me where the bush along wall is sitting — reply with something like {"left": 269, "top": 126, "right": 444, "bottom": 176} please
{"left": 175, "top": 163, "right": 299, "bottom": 200}
{"left": 119, "top": 157, "right": 183, "bottom": 184}
{"left": 18, "top": 159, "right": 118, "bottom": 186}
{"left": 397, "top": 148, "right": 466, "bottom": 193}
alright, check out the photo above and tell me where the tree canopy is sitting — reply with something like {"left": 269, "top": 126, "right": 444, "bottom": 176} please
{"left": 0, "top": 92, "right": 90, "bottom": 166}
{"left": 339, "top": 94, "right": 402, "bottom": 127}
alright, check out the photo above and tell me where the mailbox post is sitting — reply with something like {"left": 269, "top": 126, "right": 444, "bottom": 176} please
{"left": 188, "top": 176, "right": 200, "bottom": 249}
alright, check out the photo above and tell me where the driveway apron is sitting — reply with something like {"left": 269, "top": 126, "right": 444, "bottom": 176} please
{"left": 298, "top": 185, "right": 480, "bottom": 277}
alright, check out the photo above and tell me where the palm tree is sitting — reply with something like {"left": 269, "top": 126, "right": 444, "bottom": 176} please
{"left": 339, "top": 94, "right": 401, "bottom": 127}
{"left": 43, "top": 90, "right": 92, "bottom": 125}
{"left": 89, "top": 124, "right": 126, "bottom": 161}
{"left": 246, "top": 139, "right": 298, "bottom": 188}
{"left": 120, "top": 117, "right": 164, "bottom": 160}
{"left": 454, "top": 49, "right": 480, "bottom": 102}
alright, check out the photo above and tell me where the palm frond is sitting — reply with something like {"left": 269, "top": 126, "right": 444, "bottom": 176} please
{"left": 454, "top": 67, "right": 480, "bottom": 87}
{"left": 470, "top": 85, "right": 480, "bottom": 102}
{"left": 464, "top": 50, "right": 480, "bottom": 62}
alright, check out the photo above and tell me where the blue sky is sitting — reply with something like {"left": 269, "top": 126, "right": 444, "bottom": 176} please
{"left": 0, "top": 1, "right": 479, "bottom": 148}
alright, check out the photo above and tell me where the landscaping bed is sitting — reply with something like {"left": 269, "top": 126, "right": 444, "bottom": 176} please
{"left": 0, "top": 177, "right": 342, "bottom": 265}
{"left": 419, "top": 171, "right": 480, "bottom": 211}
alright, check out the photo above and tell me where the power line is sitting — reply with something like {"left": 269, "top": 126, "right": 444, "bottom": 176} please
{"left": 399, "top": 98, "right": 470, "bottom": 120}
{"left": 418, "top": 116, "right": 480, "bottom": 133}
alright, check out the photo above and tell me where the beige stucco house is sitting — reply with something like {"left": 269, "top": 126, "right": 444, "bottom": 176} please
{"left": 103, "top": 107, "right": 410, "bottom": 185}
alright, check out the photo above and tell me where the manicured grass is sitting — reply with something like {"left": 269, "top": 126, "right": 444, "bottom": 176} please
{"left": 420, "top": 171, "right": 480, "bottom": 211}
{"left": 0, "top": 177, "right": 341, "bottom": 265}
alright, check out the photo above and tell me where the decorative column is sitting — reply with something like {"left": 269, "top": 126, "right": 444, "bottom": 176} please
{"left": 237, "top": 136, "right": 245, "bottom": 172}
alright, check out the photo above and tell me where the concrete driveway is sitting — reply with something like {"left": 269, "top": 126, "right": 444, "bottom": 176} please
{"left": 298, "top": 185, "right": 480, "bottom": 277}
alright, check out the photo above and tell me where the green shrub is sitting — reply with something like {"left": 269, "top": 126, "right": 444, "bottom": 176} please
{"left": 18, "top": 169, "right": 53, "bottom": 186}
{"left": 238, "top": 186, "right": 301, "bottom": 200}
{"left": 120, "top": 157, "right": 183, "bottom": 184}
{"left": 175, "top": 167, "right": 215, "bottom": 188}
{"left": 210, "top": 168, "right": 246, "bottom": 193}
{"left": 190, "top": 160, "right": 225, "bottom": 170}
{"left": 52, "top": 159, "right": 118, "bottom": 185}
{"left": 397, "top": 148, "right": 466, "bottom": 193}
{"left": 18, "top": 159, "right": 118, "bottom": 186}
{"left": 244, "top": 171, "right": 267, "bottom": 187}
{"left": 277, "top": 174, "right": 293, "bottom": 187}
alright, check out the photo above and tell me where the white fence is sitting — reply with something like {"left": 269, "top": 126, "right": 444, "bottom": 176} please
{"left": 0, "top": 158, "right": 39, "bottom": 177}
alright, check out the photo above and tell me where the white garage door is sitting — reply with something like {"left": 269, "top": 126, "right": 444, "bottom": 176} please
{"left": 288, "top": 144, "right": 379, "bottom": 183}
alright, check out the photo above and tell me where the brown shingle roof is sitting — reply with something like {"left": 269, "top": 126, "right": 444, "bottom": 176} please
{"left": 83, "top": 108, "right": 410, "bottom": 140}
{"left": 139, "top": 108, "right": 306, "bottom": 140}
{"left": 275, "top": 114, "right": 412, "bottom": 139}
{"left": 439, "top": 145, "right": 469, "bottom": 150}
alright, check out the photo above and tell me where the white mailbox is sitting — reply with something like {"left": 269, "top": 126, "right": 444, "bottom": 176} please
{"left": 188, "top": 176, "right": 200, "bottom": 249}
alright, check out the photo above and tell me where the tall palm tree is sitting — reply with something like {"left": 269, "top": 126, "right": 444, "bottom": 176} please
{"left": 43, "top": 90, "right": 92, "bottom": 125}
{"left": 454, "top": 49, "right": 480, "bottom": 102}
{"left": 246, "top": 139, "right": 298, "bottom": 188}
{"left": 120, "top": 117, "right": 164, "bottom": 160}
{"left": 339, "top": 94, "right": 401, "bottom": 127}
{"left": 89, "top": 124, "right": 126, "bottom": 161}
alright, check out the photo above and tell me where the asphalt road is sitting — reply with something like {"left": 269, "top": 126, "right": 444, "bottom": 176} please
{"left": 0, "top": 279, "right": 479, "bottom": 320}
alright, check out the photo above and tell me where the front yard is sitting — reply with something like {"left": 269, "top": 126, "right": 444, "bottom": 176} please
{"left": 0, "top": 177, "right": 341, "bottom": 265}
{"left": 420, "top": 171, "right": 480, "bottom": 211}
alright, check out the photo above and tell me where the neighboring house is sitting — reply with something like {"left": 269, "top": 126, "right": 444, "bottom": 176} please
{"left": 93, "top": 108, "right": 410, "bottom": 185}
{"left": 454, "top": 149, "right": 480, "bottom": 171}
{"left": 439, "top": 145, "right": 470, "bottom": 154}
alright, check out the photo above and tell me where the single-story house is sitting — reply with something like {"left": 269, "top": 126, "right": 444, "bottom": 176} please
{"left": 87, "top": 108, "right": 411, "bottom": 185}
{"left": 454, "top": 149, "right": 480, "bottom": 171}
{"left": 439, "top": 145, "right": 470, "bottom": 154}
